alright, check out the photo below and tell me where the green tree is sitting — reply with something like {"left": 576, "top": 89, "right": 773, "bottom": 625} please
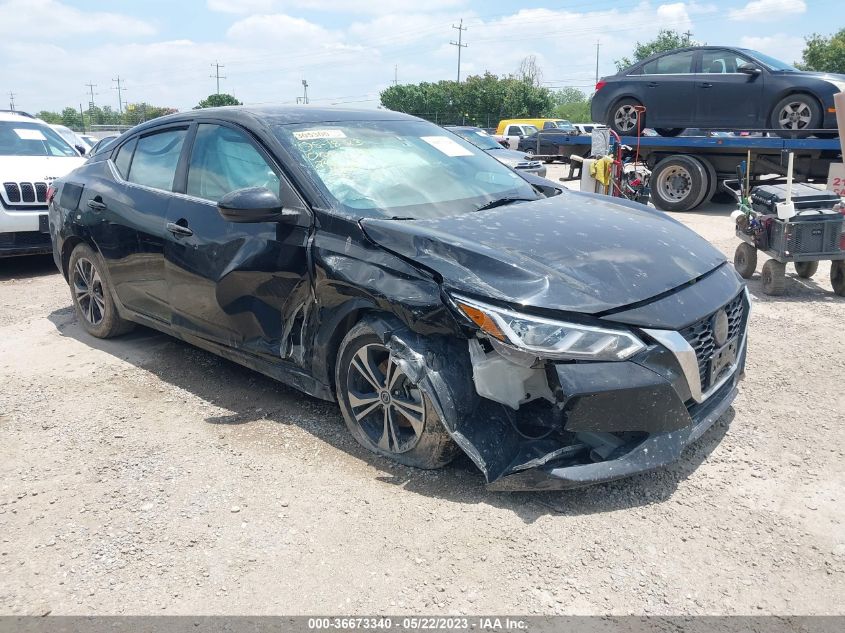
{"left": 615, "top": 29, "right": 702, "bottom": 71}
{"left": 194, "top": 93, "right": 242, "bottom": 109}
{"left": 60, "top": 107, "right": 83, "bottom": 130}
{"left": 551, "top": 88, "right": 591, "bottom": 123}
{"left": 797, "top": 28, "right": 845, "bottom": 74}
{"left": 35, "top": 110, "right": 62, "bottom": 124}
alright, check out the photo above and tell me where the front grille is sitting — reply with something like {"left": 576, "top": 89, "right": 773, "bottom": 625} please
{"left": 0, "top": 231, "right": 51, "bottom": 248}
{"left": 2, "top": 181, "right": 49, "bottom": 206}
{"left": 679, "top": 292, "right": 746, "bottom": 393}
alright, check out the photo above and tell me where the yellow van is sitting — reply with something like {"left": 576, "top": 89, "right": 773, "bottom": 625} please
{"left": 495, "top": 118, "right": 577, "bottom": 134}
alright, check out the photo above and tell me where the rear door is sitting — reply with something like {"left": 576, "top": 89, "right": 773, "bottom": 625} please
{"left": 164, "top": 121, "right": 311, "bottom": 359}
{"left": 695, "top": 49, "right": 763, "bottom": 128}
{"left": 86, "top": 125, "right": 189, "bottom": 324}
{"left": 637, "top": 50, "right": 697, "bottom": 127}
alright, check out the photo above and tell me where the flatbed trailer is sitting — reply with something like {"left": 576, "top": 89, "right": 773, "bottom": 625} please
{"left": 539, "top": 132, "right": 842, "bottom": 212}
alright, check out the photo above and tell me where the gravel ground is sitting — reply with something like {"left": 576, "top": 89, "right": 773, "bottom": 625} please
{"left": 1, "top": 166, "right": 843, "bottom": 615}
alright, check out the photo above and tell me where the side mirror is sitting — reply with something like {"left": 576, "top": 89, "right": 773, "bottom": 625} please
{"left": 217, "top": 187, "right": 299, "bottom": 223}
{"left": 75, "top": 144, "right": 87, "bottom": 155}
{"left": 738, "top": 63, "right": 761, "bottom": 77}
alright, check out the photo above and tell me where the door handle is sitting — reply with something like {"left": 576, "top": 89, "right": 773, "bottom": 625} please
{"left": 700, "top": 82, "right": 713, "bottom": 88}
{"left": 87, "top": 198, "right": 107, "bottom": 211}
{"left": 166, "top": 221, "right": 193, "bottom": 237}
{"left": 646, "top": 82, "right": 659, "bottom": 88}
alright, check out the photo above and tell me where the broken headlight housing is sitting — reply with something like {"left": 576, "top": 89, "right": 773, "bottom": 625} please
{"left": 453, "top": 295, "right": 646, "bottom": 361}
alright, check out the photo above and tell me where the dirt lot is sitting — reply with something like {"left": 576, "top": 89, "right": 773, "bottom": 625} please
{"left": 1, "top": 168, "right": 844, "bottom": 615}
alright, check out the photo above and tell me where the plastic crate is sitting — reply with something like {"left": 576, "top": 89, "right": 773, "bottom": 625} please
{"left": 769, "top": 218, "right": 844, "bottom": 256}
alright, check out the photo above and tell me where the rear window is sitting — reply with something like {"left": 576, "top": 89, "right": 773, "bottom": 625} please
{"left": 113, "top": 138, "right": 136, "bottom": 179}
{"left": 641, "top": 51, "right": 695, "bottom": 75}
{"left": 127, "top": 129, "right": 187, "bottom": 192}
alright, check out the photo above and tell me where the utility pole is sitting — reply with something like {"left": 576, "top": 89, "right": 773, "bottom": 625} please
{"left": 79, "top": 103, "right": 85, "bottom": 133}
{"left": 595, "top": 40, "right": 601, "bottom": 84}
{"left": 210, "top": 61, "right": 226, "bottom": 95}
{"left": 301, "top": 79, "right": 309, "bottom": 105}
{"left": 393, "top": 64, "right": 398, "bottom": 86}
{"left": 8, "top": 91, "right": 15, "bottom": 111}
{"left": 112, "top": 76, "right": 125, "bottom": 114}
{"left": 683, "top": 30, "right": 693, "bottom": 45}
{"left": 450, "top": 19, "right": 468, "bottom": 83}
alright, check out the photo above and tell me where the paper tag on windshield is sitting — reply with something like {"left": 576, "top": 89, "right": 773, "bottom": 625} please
{"left": 14, "top": 128, "right": 46, "bottom": 141}
{"left": 293, "top": 129, "right": 346, "bottom": 141}
{"left": 421, "top": 136, "right": 473, "bottom": 157}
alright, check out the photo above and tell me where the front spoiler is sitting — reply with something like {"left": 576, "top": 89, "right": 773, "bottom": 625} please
{"left": 487, "top": 382, "right": 737, "bottom": 491}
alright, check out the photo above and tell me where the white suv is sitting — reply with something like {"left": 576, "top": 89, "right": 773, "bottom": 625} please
{"left": 0, "top": 111, "right": 85, "bottom": 257}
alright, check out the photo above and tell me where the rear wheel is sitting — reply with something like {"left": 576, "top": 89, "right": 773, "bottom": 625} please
{"left": 831, "top": 261, "right": 845, "bottom": 296}
{"left": 734, "top": 243, "right": 758, "bottom": 279}
{"left": 608, "top": 99, "right": 644, "bottom": 136}
{"left": 650, "top": 155, "right": 708, "bottom": 211}
{"left": 771, "top": 94, "right": 822, "bottom": 139}
{"left": 794, "top": 261, "right": 818, "bottom": 279}
{"left": 335, "top": 322, "right": 459, "bottom": 470}
{"left": 68, "top": 244, "right": 133, "bottom": 338}
{"left": 655, "top": 128, "right": 684, "bottom": 137}
{"left": 761, "top": 259, "right": 786, "bottom": 295}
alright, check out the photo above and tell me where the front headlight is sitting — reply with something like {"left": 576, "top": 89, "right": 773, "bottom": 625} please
{"left": 453, "top": 295, "right": 646, "bottom": 361}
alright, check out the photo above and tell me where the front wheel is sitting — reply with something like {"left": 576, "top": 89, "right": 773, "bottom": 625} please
{"left": 335, "top": 322, "right": 460, "bottom": 470}
{"left": 524, "top": 147, "right": 536, "bottom": 156}
{"left": 650, "top": 155, "right": 708, "bottom": 211}
{"left": 794, "top": 261, "right": 818, "bottom": 279}
{"left": 68, "top": 244, "right": 133, "bottom": 338}
{"left": 734, "top": 243, "right": 758, "bottom": 279}
{"left": 761, "top": 259, "right": 786, "bottom": 296}
{"left": 771, "top": 94, "right": 822, "bottom": 138}
{"left": 831, "top": 261, "right": 845, "bottom": 296}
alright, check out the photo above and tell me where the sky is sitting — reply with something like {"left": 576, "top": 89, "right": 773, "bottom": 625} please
{"left": 0, "top": 0, "right": 839, "bottom": 114}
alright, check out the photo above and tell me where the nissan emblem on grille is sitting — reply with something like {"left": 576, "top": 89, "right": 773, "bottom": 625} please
{"left": 712, "top": 309, "right": 730, "bottom": 348}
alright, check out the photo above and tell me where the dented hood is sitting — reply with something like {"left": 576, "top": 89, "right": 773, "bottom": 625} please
{"left": 360, "top": 192, "right": 726, "bottom": 314}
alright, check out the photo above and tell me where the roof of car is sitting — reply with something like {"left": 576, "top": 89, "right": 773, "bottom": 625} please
{"left": 126, "top": 105, "right": 420, "bottom": 136}
{"left": 0, "top": 110, "right": 39, "bottom": 123}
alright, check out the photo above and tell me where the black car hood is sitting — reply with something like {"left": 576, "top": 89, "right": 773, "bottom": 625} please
{"left": 360, "top": 192, "right": 726, "bottom": 314}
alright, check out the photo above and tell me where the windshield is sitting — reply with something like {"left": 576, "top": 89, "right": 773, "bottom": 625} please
{"left": 744, "top": 50, "right": 797, "bottom": 71}
{"left": 448, "top": 127, "right": 502, "bottom": 151}
{"left": 0, "top": 121, "right": 79, "bottom": 157}
{"left": 275, "top": 120, "right": 538, "bottom": 220}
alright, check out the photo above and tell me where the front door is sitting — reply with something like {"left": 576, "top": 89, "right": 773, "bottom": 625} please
{"left": 164, "top": 122, "right": 311, "bottom": 359}
{"left": 695, "top": 49, "right": 763, "bottom": 128}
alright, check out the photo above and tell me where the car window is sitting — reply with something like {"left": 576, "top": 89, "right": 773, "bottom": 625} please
{"left": 0, "top": 121, "right": 78, "bottom": 157}
{"left": 700, "top": 50, "right": 751, "bottom": 73}
{"left": 522, "top": 125, "right": 538, "bottom": 135}
{"left": 186, "top": 124, "right": 280, "bottom": 202}
{"left": 127, "top": 128, "right": 187, "bottom": 191}
{"left": 641, "top": 51, "right": 695, "bottom": 74}
{"left": 113, "top": 138, "right": 136, "bottom": 179}
{"left": 506, "top": 125, "right": 520, "bottom": 136}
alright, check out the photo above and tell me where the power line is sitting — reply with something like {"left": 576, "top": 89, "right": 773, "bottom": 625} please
{"left": 450, "top": 19, "right": 468, "bottom": 83}
{"left": 210, "top": 61, "right": 226, "bottom": 95}
{"left": 112, "top": 76, "right": 125, "bottom": 114}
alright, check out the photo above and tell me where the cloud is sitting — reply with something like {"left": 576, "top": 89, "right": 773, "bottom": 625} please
{"left": 728, "top": 0, "right": 807, "bottom": 22}
{"left": 207, "top": 0, "right": 276, "bottom": 13}
{"left": 0, "top": 0, "right": 156, "bottom": 39}
{"left": 740, "top": 34, "right": 805, "bottom": 66}
{"left": 656, "top": 3, "right": 693, "bottom": 32}
{"left": 209, "top": 0, "right": 467, "bottom": 14}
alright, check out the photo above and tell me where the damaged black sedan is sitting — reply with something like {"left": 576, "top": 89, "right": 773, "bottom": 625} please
{"left": 48, "top": 106, "right": 749, "bottom": 490}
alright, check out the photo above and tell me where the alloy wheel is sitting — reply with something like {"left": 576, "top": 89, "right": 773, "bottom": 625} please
{"left": 614, "top": 105, "right": 639, "bottom": 133}
{"left": 346, "top": 343, "right": 426, "bottom": 454}
{"left": 778, "top": 101, "right": 812, "bottom": 130}
{"left": 72, "top": 257, "right": 106, "bottom": 326}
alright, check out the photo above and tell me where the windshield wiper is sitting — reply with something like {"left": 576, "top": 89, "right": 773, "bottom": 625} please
{"left": 474, "top": 196, "right": 535, "bottom": 213}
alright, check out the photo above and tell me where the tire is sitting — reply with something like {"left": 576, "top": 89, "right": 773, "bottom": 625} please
{"left": 67, "top": 244, "right": 134, "bottom": 338}
{"left": 524, "top": 147, "right": 536, "bottom": 156}
{"left": 650, "top": 155, "right": 708, "bottom": 211}
{"left": 770, "top": 94, "right": 822, "bottom": 139}
{"left": 761, "top": 259, "right": 786, "bottom": 296}
{"left": 335, "top": 321, "right": 460, "bottom": 470}
{"left": 698, "top": 156, "right": 718, "bottom": 205}
{"left": 608, "top": 98, "right": 645, "bottom": 136}
{"left": 734, "top": 243, "right": 758, "bottom": 279}
{"left": 831, "top": 260, "right": 845, "bottom": 297}
{"left": 794, "top": 261, "right": 819, "bottom": 279}
{"left": 655, "top": 128, "right": 684, "bottom": 137}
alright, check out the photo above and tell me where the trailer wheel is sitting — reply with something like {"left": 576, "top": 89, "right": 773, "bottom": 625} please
{"left": 734, "top": 243, "right": 757, "bottom": 279}
{"left": 650, "top": 155, "right": 708, "bottom": 212}
{"left": 794, "top": 261, "right": 819, "bottom": 279}
{"left": 761, "top": 259, "right": 786, "bottom": 295}
{"left": 831, "top": 261, "right": 845, "bottom": 296}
